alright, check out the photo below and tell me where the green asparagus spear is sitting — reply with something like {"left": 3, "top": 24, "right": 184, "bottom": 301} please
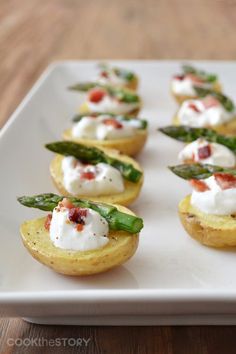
{"left": 159, "top": 126, "right": 236, "bottom": 153}
{"left": 45, "top": 141, "right": 142, "bottom": 183}
{"left": 182, "top": 64, "right": 217, "bottom": 83}
{"left": 68, "top": 82, "right": 140, "bottom": 103}
{"left": 193, "top": 86, "right": 235, "bottom": 112}
{"left": 72, "top": 112, "right": 148, "bottom": 129}
{"left": 169, "top": 163, "right": 236, "bottom": 180}
{"left": 17, "top": 194, "right": 143, "bottom": 233}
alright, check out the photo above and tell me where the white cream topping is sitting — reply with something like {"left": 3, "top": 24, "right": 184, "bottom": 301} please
{"left": 178, "top": 138, "right": 235, "bottom": 167}
{"left": 191, "top": 175, "right": 236, "bottom": 215}
{"left": 72, "top": 115, "right": 141, "bottom": 140}
{"left": 86, "top": 95, "right": 139, "bottom": 114}
{"left": 50, "top": 206, "right": 109, "bottom": 251}
{"left": 171, "top": 77, "right": 212, "bottom": 96}
{"left": 178, "top": 99, "right": 234, "bottom": 127}
{"left": 97, "top": 71, "right": 127, "bottom": 86}
{"left": 62, "top": 156, "right": 124, "bottom": 196}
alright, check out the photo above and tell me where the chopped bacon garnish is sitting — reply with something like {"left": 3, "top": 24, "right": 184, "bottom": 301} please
{"left": 103, "top": 118, "right": 123, "bottom": 129}
{"left": 214, "top": 173, "right": 236, "bottom": 190}
{"left": 88, "top": 88, "right": 106, "bottom": 103}
{"left": 68, "top": 207, "right": 87, "bottom": 224}
{"left": 198, "top": 144, "right": 212, "bottom": 160}
{"left": 59, "top": 198, "right": 75, "bottom": 209}
{"left": 44, "top": 214, "right": 52, "bottom": 231}
{"left": 202, "top": 95, "right": 219, "bottom": 109}
{"left": 188, "top": 103, "right": 201, "bottom": 113}
{"left": 189, "top": 179, "right": 210, "bottom": 192}
{"left": 185, "top": 73, "right": 204, "bottom": 84}
{"left": 100, "top": 71, "right": 109, "bottom": 78}
{"left": 76, "top": 224, "right": 84, "bottom": 232}
{"left": 81, "top": 171, "right": 96, "bottom": 180}
{"left": 173, "top": 74, "right": 185, "bottom": 81}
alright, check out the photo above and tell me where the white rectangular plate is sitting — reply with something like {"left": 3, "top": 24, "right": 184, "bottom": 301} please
{"left": 1, "top": 60, "right": 236, "bottom": 325}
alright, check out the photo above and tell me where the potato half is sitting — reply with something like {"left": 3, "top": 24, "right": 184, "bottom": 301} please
{"left": 79, "top": 101, "right": 141, "bottom": 117}
{"left": 171, "top": 81, "right": 222, "bottom": 105}
{"left": 20, "top": 205, "right": 139, "bottom": 276}
{"left": 172, "top": 115, "right": 236, "bottom": 136}
{"left": 179, "top": 195, "right": 236, "bottom": 247}
{"left": 50, "top": 148, "right": 143, "bottom": 206}
{"left": 63, "top": 128, "right": 147, "bottom": 156}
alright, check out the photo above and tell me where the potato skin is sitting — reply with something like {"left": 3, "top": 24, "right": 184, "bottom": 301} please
{"left": 179, "top": 195, "right": 236, "bottom": 247}
{"left": 50, "top": 149, "right": 144, "bottom": 206}
{"left": 63, "top": 127, "right": 147, "bottom": 157}
{"left": 172, "top": 114, "right": 236, "bottom": 136}
{"left": 79, "top": 101, "right": 141, "bottom": 118}
{"left": 20, "top": 205, "right": 139, "bottom": 276}
{"left": 124, "top": 76, "right": 139, "bottom": 91}
{"left": 171, "top": 81, "right": 222, "bottom": 105}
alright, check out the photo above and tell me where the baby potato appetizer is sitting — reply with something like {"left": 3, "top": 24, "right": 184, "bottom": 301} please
{"left": 96, "top": 62, "right": 138, "bottom": 90}
{"left": 159, "top": 125, "right": 236, "bottom": 168}
{"left": 18, "top": 194, "right": 143, "bottom": 275}
{"left": 171, "top": 64, "right": 221, "bottom": 104}
{"left": 172, "top": 89, "right": 236, "bottom": 135}
{"left": 68, "top": 83, "right": 142, "bottom": 116}
{"left": 63, "top": 113, "right": 148, "bottom": 156}
{"left": 170, "top": 163, "right": 236, "bottom": 247}
{"left": 45, "top": 141, "right": 144, "bottom": 206}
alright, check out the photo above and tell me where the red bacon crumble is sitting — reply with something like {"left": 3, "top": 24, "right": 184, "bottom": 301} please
{"left": 185, "top": 73, "right": 204, "bottom": 84}
{"left": 173, "top": 74, "right": 185, "bottom": 81}
{"left": 188, "top": 103, "right": 201, "bottom": 113}
{"left": 44, "top": 214, "right": 52, "bottom": 231}
{"left": 189, "top": 179, "right": 210, "bottom": 192}
{"left": 76, "top": 224, "right": 84, "bottom": 232}
{"left": 68, "top": 207, "right": 87, "bottom": 225}
{"left": 81, "top": 171, "right": 96, "bottom": 180}
{"left": 103, "top": 118, "right": 123, "bottom": 129}
{"left": 202, "top": 96, "right": 219, "bottom": 109}
{"left": 59, "top": 198, "right": 74, "bottom": 209}
{"left": 101, "top": 71, "right": 109, "bottom": 78}
{"left": 198, "top": 144, "right": 212, "bottom": 160}
{"left": 88, "top": 88, "right": 106, "bottom": 103}
{"left": 214, "top": 173, "right": 236, "bottom": 190}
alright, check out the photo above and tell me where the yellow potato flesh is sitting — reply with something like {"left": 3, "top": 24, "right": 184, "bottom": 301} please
{"left": 179, "top": 195, "right": 236, "bottom": 247}
{"left": 50, "top": 148, "right": 143, "bottom": 206}
{"left": 20, "top": 205, "right": 139, "bottom": 276}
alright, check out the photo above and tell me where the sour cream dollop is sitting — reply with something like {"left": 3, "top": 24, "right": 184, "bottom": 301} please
{"left": 177, "top": 98, "right": 234, "bottom": 127}
{"left": 178, "top": 138, "right": 235, "bottom": 168}
{"left": 50, "top": 204, "right": 109, "bottom": 251}
{"left": 171, "top": 75, "right": 213, "bottom": 96}
{"left": 191, "top": 175, "right": 236, "bottom": 215}
{"left": 72, "top": 115, "right": 141, "bottom": 140}
{"left": 97, "top": 71, "right": 127, "bottom": 86}
{"left": 62, "top": 156, "right": 124, "bottom": 196}
{"left": 87, "top": 95, "right": 139, "bottom": 115}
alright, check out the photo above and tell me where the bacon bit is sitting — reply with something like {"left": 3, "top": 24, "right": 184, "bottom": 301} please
{"left": 214, "top": 173, "right": 236, "bottom": 190}
{"left": 173, "top": 74, "right": 185, "bottom": 81}
{"left": 59, "top": 198, "right": 75, "bottom": 209}
{"left": 68, "top": 207, "right": 87, "bottom": 224}
{"left": 103, "top": 118, "right": 123, "bottom": 129}
{"left": 44, "top": 214, "right": 52, "bottom": 231}
{"left": 81, "top": 171, "right": 96, "bottom": 180}
{"left": 202, "top": 95, "right": 219, "bottom": 109}
{"left": 76, "top": 223, "right": 84, "bottom": 232}
{"left": 198, "top": 144, "right": 212, "bottom": 160}
{"left": 101, "top": 71, "right": 109, "bottom": 78}
{"left": 189, "top": 179, "right": 210, "bottom": 192}
{"left": 185, "top": 73, "right": 204, "bottom": 84}
{"left": 88, "top": 88, "right": 106, "bottom": 103}
{"left": 188, "top": 103, "right": 201, "bottom": 113}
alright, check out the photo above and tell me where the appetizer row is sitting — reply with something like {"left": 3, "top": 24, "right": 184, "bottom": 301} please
{"left": 161, "top": 64, "right": 236, "bottom": 248}
{"left": 171, "top": 65, "right": 236, "bottom": 135}
{"left": 18, "top": 63, "right": 146, "bottom": 276}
